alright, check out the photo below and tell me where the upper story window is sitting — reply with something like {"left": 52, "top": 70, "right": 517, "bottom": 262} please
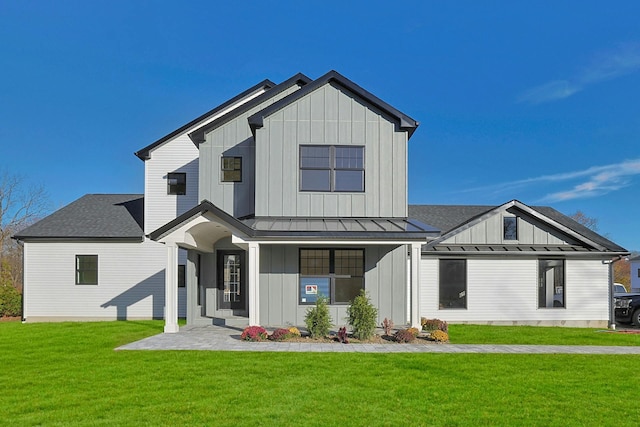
{"left": 300, "top": 145, "right": 364, "bottom": 192}
{"left": 503, "top": 216, "right": 518, "bottom": 240}
{"left": 167, "top": 172, "right": 186, "bottom": 195}
{"left": 221, "top": 157, "right": 242, "bottom": 182}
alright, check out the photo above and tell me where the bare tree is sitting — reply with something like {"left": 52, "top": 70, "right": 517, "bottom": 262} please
{"left": 0, "top": 170, "right": 50, "bottom": 288}
{"left": 569, "top": 210, "right": 598, "bottom": 231}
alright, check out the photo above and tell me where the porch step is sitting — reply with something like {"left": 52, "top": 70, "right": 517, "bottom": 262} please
{"left": 212, "top": 316, "right": 249, "bottom": 327}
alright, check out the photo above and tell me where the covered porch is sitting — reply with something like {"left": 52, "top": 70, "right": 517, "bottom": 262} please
{"left": 150, "top": 201, "right": 439, "bottom": 333}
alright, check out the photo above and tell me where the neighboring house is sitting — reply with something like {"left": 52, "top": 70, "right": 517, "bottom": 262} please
{"left": 631, "top": 255, "right": 640, "bottom": 292}
{"left": 14, "top": 71, "right": 629, "bottom": 331}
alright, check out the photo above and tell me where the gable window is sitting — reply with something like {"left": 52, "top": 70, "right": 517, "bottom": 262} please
{"left": 503, "top": 216, "right": 518, "bottom": 240}
{"left": 300, "top": 145, "right": 364, "bottom": 192}
{"left": 538, "top": 259, "right": 565, "bottom": 308}
{"left": 76, "top": 255, "right": 98, "bottom": 285}
{"left": 221, "top": 157, "right": 242, "bottom": 182}
{"left": 299, "top": 248, "right": 364, "bottom": 305}
{"left": 439, "top": 259, "right": 466, "bottom": 309}
{"left": 167, "top": 172, "right": 186, "bottom": 195}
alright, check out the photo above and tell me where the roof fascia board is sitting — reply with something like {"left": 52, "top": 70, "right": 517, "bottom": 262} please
{"left": 421, "top": 250, "right": 629, "bottom": 258}
{"left": 248, "top": 70, "right": 419, "bottom": 138}
{"left": 188, "top": 73, "right": 312, "bottom": 145}
{"left": 134, "top": 79, "right": 275, "bottom": 160}
{"left": 15, "top": 237, "right": 144, "bottom": 243}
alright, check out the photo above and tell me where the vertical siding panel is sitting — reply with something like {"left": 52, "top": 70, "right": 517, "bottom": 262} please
{"left": 282, "top": 119, "right": 297, "bottom": 216}
{"left": 268, "top": 113, "right": 284, "bottom": 216}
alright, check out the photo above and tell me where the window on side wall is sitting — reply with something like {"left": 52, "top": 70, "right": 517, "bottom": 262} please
{"left": 503, "top": 216, "right": 518, "bottom": 240}
{"left": 178, "top": 265, "right": 186, "bottom": 288}
{"left": 299, "top": 249, "right": 364, "bottom": 305}
{"left": 300, "top": 145, "right": 364, "bottom": 192}
{"left": 439, "top": 259, "right": 466, "bottom": 309}
{"left": 167, "top": 172, "right": 186, "bottom": 195}
{"left": 538, "top": 259, "right": 565, "bottom": 308}
{"left": 76, "top": 255, "right": 98, "bottom": 285}
{"left": 221, "top": 157, "right": 242, "bottom": 182}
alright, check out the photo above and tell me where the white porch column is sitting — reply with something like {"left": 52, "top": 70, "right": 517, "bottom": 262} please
{"left": 164, "top": 243, "right": 179, "bottom": 333}
{"left": 248, "top": 242, "right": 260, "bottom": 326}
{"left": 410, "top": 243, "right": 422, "bottom": 329}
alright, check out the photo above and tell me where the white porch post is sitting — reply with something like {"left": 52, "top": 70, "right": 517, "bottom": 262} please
{"left": 410, "top": 243, "right": 422, "bottom": 329}
{"left": 248, "top": 242, "right": 260, "bottom": 326}
{"left": 164, "top": 243, "right": 179, "bottom": 333}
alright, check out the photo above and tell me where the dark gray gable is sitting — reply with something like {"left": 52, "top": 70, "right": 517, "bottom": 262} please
{"left": 14, "top": 194, "right": 144, "bottom": 240}
{"left": 188, "top": 73, "right": 312, "bottom": 145}
{"left": 134, "top": 79, "right": 275, "bottom": 160}
{"left": 248, "top": 70, "right": 420, "bottom": 138}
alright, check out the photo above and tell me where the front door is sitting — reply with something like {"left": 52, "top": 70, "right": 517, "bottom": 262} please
{"left": 217, "top": 251, "right": 245, "bottom": 311}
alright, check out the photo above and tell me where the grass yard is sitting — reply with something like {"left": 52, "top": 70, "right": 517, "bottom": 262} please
{"left": 1, "top": 321, "right": 639, "bottom": 426}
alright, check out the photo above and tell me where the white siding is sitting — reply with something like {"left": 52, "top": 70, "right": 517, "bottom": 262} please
{"left": 144, "top": 136, "right": 199, "bottom": 234}
{"left": 420, "top": 257, "right": 609, "bottom": 327}
{"left": 23, "top": 240, "right": 187, "bottom": 321}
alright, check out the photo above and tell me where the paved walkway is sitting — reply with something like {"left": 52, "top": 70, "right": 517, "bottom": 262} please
{"left": 116, "top": 325, "right": 640, "bottom": 354}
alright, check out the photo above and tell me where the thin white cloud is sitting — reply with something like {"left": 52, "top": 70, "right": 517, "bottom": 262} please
{"left": 459, "top": 158, "right": 640, "bottom": 203}
{"left": 518, "top": 43, "right": 640, "bottom": 104}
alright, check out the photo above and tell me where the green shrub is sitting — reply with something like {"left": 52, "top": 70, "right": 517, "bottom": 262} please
{"left": 346, "top": 290, "right": 378, "bottom": 340}
{"left": 305, "top": 296, "right": 332, "bottom": 338}
{"left": 394, "top": 329, "right": 416, "bottom": 343}
{"left": 0, "top": 285, "right": 21, "bottom": 317}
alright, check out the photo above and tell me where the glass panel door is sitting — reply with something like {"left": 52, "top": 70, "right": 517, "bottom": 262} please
{"left": 217, "top": 251, "right": 245, "bottom": 310}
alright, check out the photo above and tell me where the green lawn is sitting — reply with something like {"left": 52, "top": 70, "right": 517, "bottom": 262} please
{"left": 1, "top": 321, "right": 639, "bottom": 426}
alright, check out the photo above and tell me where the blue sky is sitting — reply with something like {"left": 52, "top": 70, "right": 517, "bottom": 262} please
{"left": 1, "top": 1, "right": 638, "bottom": 251}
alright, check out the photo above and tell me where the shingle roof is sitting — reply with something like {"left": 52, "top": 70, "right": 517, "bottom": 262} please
{"left": 408, "top": 204, "right": 627, "bottom": 253}
{"left": 14, "top": 194, "right": 144, "bottom": 240}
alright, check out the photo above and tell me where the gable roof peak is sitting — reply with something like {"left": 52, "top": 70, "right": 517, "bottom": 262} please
{"left": 248, "top": 70, "right": 420, "bottom": 138}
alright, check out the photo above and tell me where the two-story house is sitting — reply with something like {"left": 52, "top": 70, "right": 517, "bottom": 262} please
{"left": 15, "top": 70, "right": 629, "bottom": 331}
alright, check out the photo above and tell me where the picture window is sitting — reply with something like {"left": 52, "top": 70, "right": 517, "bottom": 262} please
{"left": 300, "top": 145, "right": 364, "bottom": 192}
{"left": 439, "top": 259, "right": 467, "bottom": 309}
{"left": 299, "top": 249, "right": 364, "bottom": 305}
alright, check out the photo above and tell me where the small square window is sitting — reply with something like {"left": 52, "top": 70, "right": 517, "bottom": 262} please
{"left": 167, "top": 172, "right": 186, "bottom": 195}
{"left": 76, "top": 255, "right": 98, "bottom": 285}
{"left": 503, "top": 217, "right": 517, "bottom": 240}
{"left": 221, "top": 157, "right": 242, "bottom": 182}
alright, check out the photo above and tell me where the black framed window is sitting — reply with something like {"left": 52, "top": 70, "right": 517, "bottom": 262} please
{"left": 178, "top": 265, "right": 186, "bottom": 288}
{"left": 300, "top": 145, "right": 364, "bottom": 192}
{"left": 538, "top": 259, "right": 565, "bottom": 308}
{"left": 439, "top": 259, "right": 466, "bottom": 309}
{"left": 221, "top": 157, "right": 242, "bottom": 182}
{"left": 299, "top": 248, "right": 364, "bottom": 305}
{"left": 76, "top": 255, "right": 98, "bottom": 285}
{"left": 167, "top": 172, "right": 186, "bottom": 195}
{"left": 503, "top": 216, "right": 518, "bottom": 240}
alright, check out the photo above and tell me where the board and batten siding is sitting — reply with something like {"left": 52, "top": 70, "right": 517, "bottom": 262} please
{"left": 258, "top": 244, "right": 407, "bottom": 327}
{"left": 23, "top": 240, "right": 187, "bottom": 321}
{"left": 254, "top": 83, "right": 408, "bottom": 218}
{"left": 199, "top": 85, "right": 303, "bottom": 218}
{"left": 420, "top": 257, "right": 609, "bottom": 327}
{"left": 144, "top": 136, "right": 199, "bottom": 234}
{"left": 442, "top": 211, "right": 579, "bottom": 246}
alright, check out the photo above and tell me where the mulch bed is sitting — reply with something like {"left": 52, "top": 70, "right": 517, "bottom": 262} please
{"left": 0, "top": 316, "right": 21, "bottom": 322}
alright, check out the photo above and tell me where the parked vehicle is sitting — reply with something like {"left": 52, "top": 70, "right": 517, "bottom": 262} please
{"left": 614, "top": 293, "right": 640, "bottom": 326}
{"left": 614, "top": 283, "right": 627, "bottom": 295}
